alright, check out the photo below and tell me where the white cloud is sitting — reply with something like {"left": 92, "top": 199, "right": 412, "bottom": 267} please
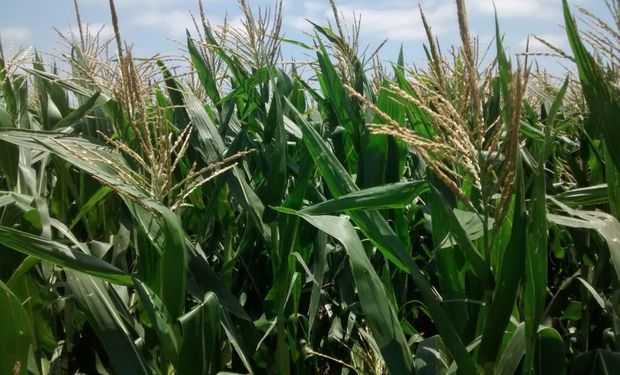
{"left": 80, "top": 0, "right": 226, "bottom": 10}
{"left": 468, "top": 0, "right": 579, "bottom": 19}
{"left": 82, "top": 0, "right": 194, "bottom": 7}
{"left": 132, "top": 7, "right": 248, "bottom": 42}
{"left": 0, "top": 26, "right": 31, "bottom": 43}
{"left": 133, "top": 10, "right": 195, "bottom": 37}
{"left": 61, "top": 23, "right": 115, "bottom": 40}
{"left": 346, "top": 3, "right": 456, "bottom": 41}
{"left": 286, "top": 1, "right": 329, "bottom": 32}
{"left": 287, "top": 1, "right": 457, "bottom": 42}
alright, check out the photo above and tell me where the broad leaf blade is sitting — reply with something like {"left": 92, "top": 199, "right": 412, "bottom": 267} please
{"left": 0, "top": 281, "right": 32, "bottom": 375}
{"left": 0, "top": 226, "right": 132, "bottom": 285}
{"left": 278, "top": 208, "right": 414, "bottom": 374}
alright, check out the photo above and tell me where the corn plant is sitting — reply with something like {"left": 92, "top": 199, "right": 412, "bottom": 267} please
{"left": 1, "top": 0, "right": 620, "bottom": 374}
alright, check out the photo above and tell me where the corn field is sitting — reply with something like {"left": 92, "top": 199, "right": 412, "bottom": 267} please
{"left": 1, "top": 0, "right": 620, "bottom": 373}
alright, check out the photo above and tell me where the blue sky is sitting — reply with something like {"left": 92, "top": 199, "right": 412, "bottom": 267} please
{"left": 0, "top": 0, "right": 607, "bottom": 71}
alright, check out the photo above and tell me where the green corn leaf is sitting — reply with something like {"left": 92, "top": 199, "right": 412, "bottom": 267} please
{"left": 21, "top": 67, "right": 104, "bottom": 99}
{"left": 276, "top": 208, "right": 414, "bottom": 374}
{"left": 178, "top": 292, "right": 220, "bottom": 375}
{"left": 70, "top": 186, "right": 113, "bottom": 229}
{"left": 307, "top": 231, "right": 327, "bottom": 333}
{"left": 523, "top": 74, "right": 567, "bottom": 375}
{"left": 0, "top": 281, "right": 32, "bottom": 375}
{"left": 133, "top": 278, "right": 180, "bottom": 367}
{"left": 0, "top": 129, "right": 187, "bottom": 319}
{"left": 357, "top": 81, "right": 390, "bottom": 188}
{"left": 435, "top": 208, "right": 496, "bottom": 249}
{"left": 0, "top": 57, "right": 19, "bottom": 188}
{"left": 52, "top": 91, "right": 106, "bottom": 132}
{"left": 187, "top": 32, "right": 221, "bottom": 109}
{"left": 414, "top": 335, "right": 449, "bottom": 374}
{"left": 577, "top": 277, "right": 606, "bottom": 310}
{"left": 220, "top": 308, "right": 259, "bottom": 375}
{"left": 301, "top": 181, "right": 427, "bottom": 214}
{"left": 524, "top": 101, "right": 555, "bottom": 373}
{"left": 494, "top": 13, "right": 512, "bottom": 128}
{"left": 430, "top": 187, "right": 495, "bottom": 291}
{"left": 554, "top": 184, "right": 609, "bottom": 207}
{"left": 286, "top": 98, "right": 477, "bottom": 374}
{"left": 563, "top": 0, "right": 620, "bottom": 169}
{"left": 478, "top": 166, "right": 526, "bottom": 365}
{"left": 495, "top": 323, "right": 525, "bottom": 375}
{"left": 66, "top": 272, "right": 151, "bottom": 375}
{"left": 176, "top": 80, "right": 270, "bottom": 240}
{"left": 0, "top": 226, "right": 132, "bottom": 285}
{"left": 428, "top": 188, "right": 469, "bottom": 336}
{"left": 261, "top": 88, "right": 287, "bottom": 222}
{"left": 547, "top": 198, "right": 620, "bottom": 284}
{"left": 534, "top": 327, "right": 566, "bottom": 374}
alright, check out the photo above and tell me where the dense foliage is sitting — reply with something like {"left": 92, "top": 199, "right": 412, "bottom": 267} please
{"left": 1, "top": 0, "right": 620, "bottom": 373}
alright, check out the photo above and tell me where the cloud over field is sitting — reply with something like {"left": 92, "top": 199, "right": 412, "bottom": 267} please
{"left": 0, "top": 26, "right": 31, "bottom": 43}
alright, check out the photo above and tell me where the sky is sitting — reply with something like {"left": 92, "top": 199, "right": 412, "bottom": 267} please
{"left": 0, "top": 0, "right": 608, "bottom": 72}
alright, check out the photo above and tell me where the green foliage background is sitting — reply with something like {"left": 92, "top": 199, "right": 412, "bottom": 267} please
{"left": 1, "top": 0, "right": 619, "bottom": 374}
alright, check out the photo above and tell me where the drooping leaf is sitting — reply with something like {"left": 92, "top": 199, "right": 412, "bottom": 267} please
{"left": 66, "top": 272, "right": 151, "bottom": 375}
{"left": 534, "top": 327, "right": 566, "bottom": 374}
{"left": 286, "top": 98, "right": 477, "bottom": 374}
{"left": 0, "top": 226, "right": 132, "bottom": 285}
{"left": 0, "top": 281, "right": 32, "bottom": 375}
{"left": 276, "top": 208, "right": 414, "bottom": 374}
{"left": 178, "top": 292, "right": 220, "bottom": 375}
{"left": 478, "top": 168, "right": 525, "bottom": 365}
{"left": 133, "top": 278, "right": 180, "bottom": 367}
{"left": 301, "top": 181, "right": 427, "bottom": 214}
